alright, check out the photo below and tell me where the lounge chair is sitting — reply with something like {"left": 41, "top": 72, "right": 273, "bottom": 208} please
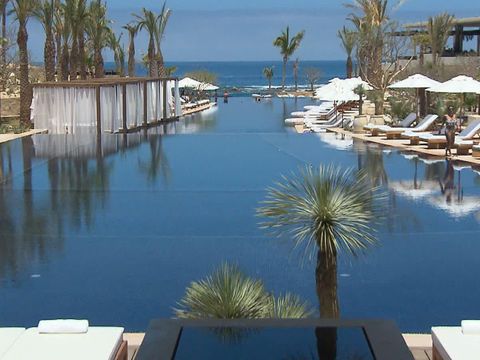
{"left": 382, "top": 114, "right": 438, "bottom": 139}
{"left": 473, "top": 144, "right": 480, "bottom": 158}
{"left": 432, "top": 322, "right": 480, "bottom": 360}
{"left": 0, "top": 328, "right": 25, "bottom": 358}
{"left": 364, "top": 112, "right": 417, "bottom": 136}
{"left": 2, "top": 326, "right": 127, "bottom": 360}
{"left": 417, "top": 120, "right": 480, "bottom": 151}
{"left": 309, "top": 113, "right": 354, "bottom": 132}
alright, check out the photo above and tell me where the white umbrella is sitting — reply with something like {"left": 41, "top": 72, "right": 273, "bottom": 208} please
{"left": 428, "top": 196, "right": 480, "bottom": 218}
{"left": 389, "top": 74, "right": 440, "bottom": 89}
{"left": 389, "top": 74, "right": 441, "bottom": 119}
{"left": 427, "top": 75, "right": 480, "bottom": 117}
{"left": 179, "top": 77, "right": 219, "bottom": 91}
{"left": 315, "top": 132, "right": 353, "bottom": 150}
{"left": 390, "top": 180, "right": 438, "bottom": 200}
{"left": 427, "top": 75, "right": 480, "bottom": 94}
{"left": 315, "top": 77, "right": 371, "bottom": 101}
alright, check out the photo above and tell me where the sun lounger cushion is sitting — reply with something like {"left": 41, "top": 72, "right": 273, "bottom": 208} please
{"left": 432, "top": 326, "right": 480, "bottom": 360}
{"left": 2, "top": 327, "right": 124, "bottom": 360}
{"left": 0, "top": 328, "right": 25, "bottom": 358}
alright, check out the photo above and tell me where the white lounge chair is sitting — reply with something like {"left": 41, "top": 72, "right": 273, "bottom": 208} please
{"left": 364, "top": 112, "right": 417, "bottom": 135}
{"left": 2, "top": 327, "right": 127, "bottom": 360}
{"left": 432, "top": 324, "right": 480, "bottom": 360}
{"left": 381, "top": 114, "right": 438, "bottom": 139}
{"left": 418, "top": 119, "right": 480, "bottom": 150}
{"left": 0, "top": 328, "right": 25, "bottom": 358}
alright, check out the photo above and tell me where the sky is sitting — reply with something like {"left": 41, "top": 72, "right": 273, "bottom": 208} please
{"left": 24, "top": 0, "right": 479, "bottom": 62}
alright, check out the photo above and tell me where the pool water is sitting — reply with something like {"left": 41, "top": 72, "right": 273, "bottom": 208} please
{"left": 0, "top": 98, "right": 479, "bottom": 332}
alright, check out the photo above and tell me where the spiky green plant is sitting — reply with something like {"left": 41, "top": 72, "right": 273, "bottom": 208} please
{"left": 257, "top": 165, "right": 384, "bottom": 318}
{"left": 267, "top": 293, "right": 313, "bottom": 319}
{"left": 175, "top": 263, "right": 312, "bottom": 319}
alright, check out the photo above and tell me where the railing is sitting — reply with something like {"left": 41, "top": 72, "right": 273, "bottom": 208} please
{"left": 31, "top": 77, "right": 182, "bottom": 135}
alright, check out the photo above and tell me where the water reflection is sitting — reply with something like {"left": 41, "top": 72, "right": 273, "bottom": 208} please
{"left": 0, "top": 130, "right": 172, "bottom": 280}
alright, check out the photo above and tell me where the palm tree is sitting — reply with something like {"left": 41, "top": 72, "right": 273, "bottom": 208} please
{"left": 293, "top": 58, "right": 299, "bottom": 92}
{"left": 337, "top": 26, "right": 357, "bottom": 78}
{"left": 123, "top": 23, "right": 139, "bottom": 77}
{"left": 107, "top": 31, "right": 125, "bottom": 77}
{"left": 1, "top": 0, "right": 8, "bottom": 67}
{"left": 85, "top": 0, "right": 110, "bottom": 78}
{"left": 263, "top": 66, "right": 273, "bottom": 90}
{"left": 53, "top": 0, "right": 63, "bottom": 77}
{"left": 153, "top": 2, "right": 171, "bottom": 77}
{"left": 427, "top": 13, "right": 454, "bottom": 66}
{"left": 76, "top": 0, "right": 88, "bottom": 79}
{"left": 175, "top": 263, "right": 312, "bottom": 319}
{"left": 273, "top": 26, "right": 305, "bottom": 89}
{"left": 34, "top": 0, "right": 55, "bottom": 82}
{"left": 134, "top": 8, "right": 157, "bottom": 77}
{"left": 9, "top": 0, "right": 37, "bottom": 125}
{"left": 59, "top": 8, "right": 70, "bottom": 80}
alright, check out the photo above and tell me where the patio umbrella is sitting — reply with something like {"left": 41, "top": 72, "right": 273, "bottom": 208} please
{"left": 427, "top": 75, "right": 480, "bottom": 117}
{"left": 315, "top": 132, "right": 353, "bottom": 150}
{"left": 179, "top": 77, "right": 219, "bottom": 91}
{"left": 389, "top": 74, "right": 440, "bottom": 118}
{"left": 427, "top": 196, "right": 480, "bottom": 218}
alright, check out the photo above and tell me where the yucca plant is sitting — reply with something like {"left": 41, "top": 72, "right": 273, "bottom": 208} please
{"left": 175, "top": 263, "right": 312, "bottom": 319}
{"left": 257, "top": 165, "right": 384, "bottom": 318}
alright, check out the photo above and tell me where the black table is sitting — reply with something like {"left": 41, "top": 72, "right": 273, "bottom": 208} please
{"left": 135, "top": 318, "right": 414, "bottom": 360}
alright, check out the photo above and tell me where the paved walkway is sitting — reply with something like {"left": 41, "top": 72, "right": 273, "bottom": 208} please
{"left": 0, "top": 129, "right": 47, "bottom": 144}
{"left": 328, "top": 127, "right": 480, "bottom": 166}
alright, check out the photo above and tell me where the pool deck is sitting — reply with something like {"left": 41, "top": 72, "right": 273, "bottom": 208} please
{"left": 326, "top": 127, "right": 480, "bottom": 166}
{"left": 124, "top": 332, "right": 433, "bottom": 359}
{"left": 0, "top": 129, "right": 47, "bottom": 144}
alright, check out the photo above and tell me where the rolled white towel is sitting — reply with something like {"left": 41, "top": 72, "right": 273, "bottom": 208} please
{"left": 38, "top": 319, "right": 89, "bottom": 334}
{"left": 461, "top": 320, "right": 480, "bottom": 335}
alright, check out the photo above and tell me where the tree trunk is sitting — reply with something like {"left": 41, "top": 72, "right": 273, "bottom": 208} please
{"left": 315, "top": 248, "right": 338, "bottom": 360}
{"left": 156, "top": 49, "right": 165, "bottom": 77}
{"left": 94, "top": 48, "right": 104, "bottom": 78}
{"left": 55, "top": 32, "right": 62, "bottom": 77}
{"left": 79, "top": 31, "right": 87, "bottom": 80}
{"left": 128, "top": 39, "right": 135, "bottom": 77}
{"left": 148, "top": 36, "right": 156, "bottom": 77}
{"left": 17, "top": 22, "right": 32, "bottom": 126}
{"left": 419, "top": 44, "right": 425, "bottom": 67}
{"left": 1, "top": 1, "right": 6, "bottom": 71}
{"left": 346, "top": 55, "right": 353, "bottom": 78}
{"left": 268, "top": 79, "right": 271, "bottom": 90}
{"left": 70, "top": 37, "right": 79, "bottom": 79}
{"left": 44, "top": 28, "right": 56, "bottom": 82}
{"left": 282, "top": 57, "right": 287, "bottom": 89}
{"left": 60, "top": 40, "right": 69, "bottom": 81}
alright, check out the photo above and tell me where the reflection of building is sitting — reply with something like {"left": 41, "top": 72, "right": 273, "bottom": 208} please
{"left": 395, "top": 17, "right": 480, "bottom": 66}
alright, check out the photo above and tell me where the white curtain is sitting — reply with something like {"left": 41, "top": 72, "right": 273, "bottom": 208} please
{"left": 174, "top": 79, "right": 182, "bottom": 117}
{"left": 166, "top": 80, "right": 174, "bottom": 118}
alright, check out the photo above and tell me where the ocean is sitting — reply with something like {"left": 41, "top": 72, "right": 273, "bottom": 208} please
{"left": 104, "top": 60, "right": 346, "bottom": 95}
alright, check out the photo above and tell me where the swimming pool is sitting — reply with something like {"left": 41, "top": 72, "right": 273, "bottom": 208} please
{"left": 0, "top": 98, "right": 479, "bottom": 332}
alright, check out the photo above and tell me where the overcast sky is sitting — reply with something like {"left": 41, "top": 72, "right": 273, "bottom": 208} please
{"left": 23, "top": 0, "right": 479, "bottom": 62}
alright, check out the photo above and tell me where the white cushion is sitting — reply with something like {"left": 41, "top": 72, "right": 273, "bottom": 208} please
{"left": 0, "top": 328, "right": 25, "bottom": 357}
{"left": 2, "top": 327, "right": 124, "bottom": 360}
{"left": 432, "top": 326, "right": 480, "bottom": 360}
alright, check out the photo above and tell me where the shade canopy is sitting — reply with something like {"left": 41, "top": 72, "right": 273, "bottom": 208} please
{"left": 389, "top": 181, "right": 437, "bottom": 200}
{"left": 178, "top": 77, "right": 219, "bottom": 91}
{"left": 389, "top": 74, "right": 440, "bottom": 89}
{"left": 315, "top": 77, "right": 372, "bottom": 101}
{"left": 428, "top": 196, "right": 480, "bottom": 218}
{"left": 427, "top": 75, "right": 480, "bottom": 94}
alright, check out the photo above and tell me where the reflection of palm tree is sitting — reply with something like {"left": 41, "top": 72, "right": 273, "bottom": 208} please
{"left": 138, "top": 135, "right": 171, "bottom": 184}
{"left": 258, "top": 165, "right": 384, "bottom": 359}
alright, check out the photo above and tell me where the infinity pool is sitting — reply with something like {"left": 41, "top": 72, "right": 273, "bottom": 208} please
{"left": 0, "top": 98, "right": 479, "bottom": 332}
